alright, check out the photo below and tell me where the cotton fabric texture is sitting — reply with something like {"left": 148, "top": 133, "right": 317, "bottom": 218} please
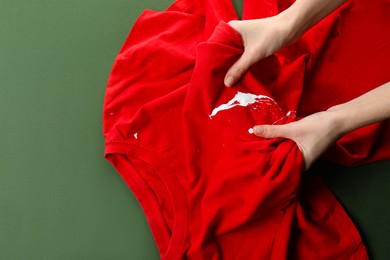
{"left": 103, "top": 0, "right": 390, "bottom": 259}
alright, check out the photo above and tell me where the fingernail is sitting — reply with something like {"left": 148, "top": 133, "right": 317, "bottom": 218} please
{"left": 253, "top": 126, "right": 263, "bottom": 135}
{"left": 225, "top": 76, "right": 234, "bottom": 87}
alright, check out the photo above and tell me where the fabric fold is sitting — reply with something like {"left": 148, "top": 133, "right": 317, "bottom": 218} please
{"left": 103, "top": 0, "right": 389, "bottom": 259}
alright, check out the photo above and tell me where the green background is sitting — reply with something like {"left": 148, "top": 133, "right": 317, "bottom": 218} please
{"left": 0, "top": 0, "right": 388, "bottom": 259}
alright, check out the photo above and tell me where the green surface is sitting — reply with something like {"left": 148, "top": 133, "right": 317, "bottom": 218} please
{"left": 0, "top": 0, "right": 388, "bottom": 259}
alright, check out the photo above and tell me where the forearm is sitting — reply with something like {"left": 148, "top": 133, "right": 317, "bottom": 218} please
{"left": 279, "top": 0, "right": 347, "bottom": 42}
{"left": 328, "top": 81, "right": 390, "bottom": 135}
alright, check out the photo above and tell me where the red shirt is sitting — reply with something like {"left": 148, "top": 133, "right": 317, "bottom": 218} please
{"left": 103, "top": 0, "right": 389, "bottom": 258}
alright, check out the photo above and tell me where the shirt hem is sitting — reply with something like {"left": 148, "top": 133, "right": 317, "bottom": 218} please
{"left": 105, "top": 141, "right": 188, "bottom": 260}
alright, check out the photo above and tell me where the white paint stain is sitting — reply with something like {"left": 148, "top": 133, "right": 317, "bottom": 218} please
{"left": 134, "top": 133, "right": 138, "bottom": 139}
{"left": 210, "top": 91, "right": 279, "bottom": 118}
{"left": 210, "top": 92, "right": 299, "bottom": 134}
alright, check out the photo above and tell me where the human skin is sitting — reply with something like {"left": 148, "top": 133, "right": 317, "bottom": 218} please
{"left": 224, "top": 0, "right": 347, "bottom": 87}
{"left": 253, "top": 81, "right": 390, "bottom": 170}
{"left": 224, "top": 0, "right": 390, "bottom": 169}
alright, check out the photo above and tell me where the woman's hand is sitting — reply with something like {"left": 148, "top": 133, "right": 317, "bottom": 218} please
{"left": 252, "top": 81, "right": 390, "bottom": 170}
{"left": 224, "top": 0, "right": 347, "bottom": 87}
{"left": 224, "top": 16, "right": 293, "bottom": 87}
{"left": 252, "top": 111, "right": 342, "bottom": 170}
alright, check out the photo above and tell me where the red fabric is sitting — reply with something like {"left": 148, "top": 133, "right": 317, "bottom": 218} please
{"left": 103, "top": 0, "right": 389, "bottom": 259}
{"left": 295, "top": 0, "right": 390, "bottom": 166}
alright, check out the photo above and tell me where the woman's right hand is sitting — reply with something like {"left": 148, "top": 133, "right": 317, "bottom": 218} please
{"left": 224, "top": 0, "right": 347, "bottom": 88}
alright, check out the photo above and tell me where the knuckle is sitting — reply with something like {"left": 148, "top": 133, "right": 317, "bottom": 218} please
{"left": 233, "top": 65, "right": 246, "bottom": 76}
{"left": 263, "top": 126, "right": 275, "bottom": 138}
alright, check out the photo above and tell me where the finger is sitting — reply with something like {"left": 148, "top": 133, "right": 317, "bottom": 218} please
{"left": 253, "top": 124, "right": 311, "bottom": 169}
{"left": 252, "top": 124, "right": 290, "bottom": 139}
{"left": 224, "top": 52, "right": 255, "bottom": 87}
{"left": 227, "top": 20, "right": 240, "bottom": 29}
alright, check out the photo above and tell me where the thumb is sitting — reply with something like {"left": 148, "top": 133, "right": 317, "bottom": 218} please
{"left": 224, "top": 51, "right": 256, "bottom": 87}
{"left": 252, "top": 124, "right": 291, "bottom": 139}
{"left": 253, "top": 123, "right": 309, "bottom": 169}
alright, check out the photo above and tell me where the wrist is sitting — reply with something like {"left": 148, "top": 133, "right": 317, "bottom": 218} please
{"left": 326, "top": 104, "right": 356, "bottom": 137}
{"left": 277, "top": 0, "right": 347, "bottom": 45}
{"left": 276, "top": 10, "right": 303, "bottom": 44}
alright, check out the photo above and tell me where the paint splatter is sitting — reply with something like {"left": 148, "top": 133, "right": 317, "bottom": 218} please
{"left": 210, "top": 91, "right": 279, "bottom": 118}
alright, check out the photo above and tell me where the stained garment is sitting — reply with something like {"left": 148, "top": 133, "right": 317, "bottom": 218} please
{"left": 103, "top": 0, "right": 390, "bottom": 259}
